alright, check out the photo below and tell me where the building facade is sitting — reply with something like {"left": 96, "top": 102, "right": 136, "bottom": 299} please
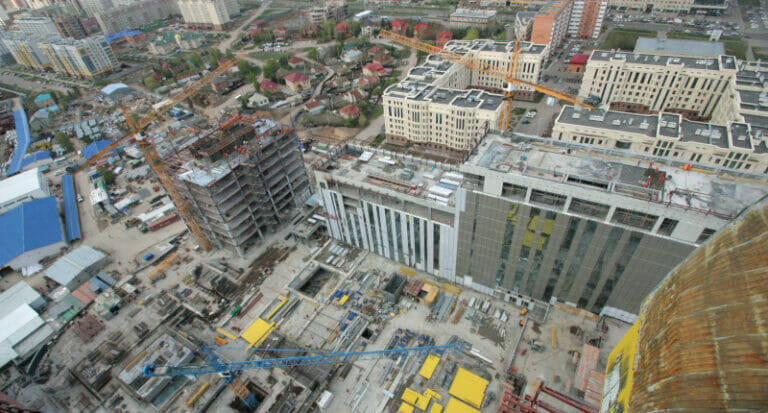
{"left": 1, "top": 32, "right": 49, "bottom": 70}
{"left": 314, "top": 135, "right": 767, "bottom": 318}
{"left": 383, "top": 39, "right": 547, "bottom": 154}
{"left": 78, "top": 0, "right": 115, "bottom": 17}
{"left": 167, "top": 119, "right": 311, "bottom": 256}
{"left": 37, "top": 35, "right": 117, "bottom": 78}
{"left": 14, "top": 16, "right": 60, "bottom": 37}
{"left": 449, "top": 8, "right": 497, "bottom": 28}
{"left": 567, "top": 0, "right": 606, "bottom": 39}
{"left": 95, "top": 0, "right": 177, "bottom": 35}
{"left": 176, "top": 0, "right": 239, "bottom": 29}
{"left": 531, "top": 0, "right": 571, "bottom": 47}
{"left": 578, "top": 50, "right": 738, "bottom": 121}
{"left": 527, "top": 0, "right": 606, "bottom": 50}
{"left": 607, "top": 0, "right": 727, "bottom": 13}
{"left": 52, "top": 15, "right": 87, "bottom": 39}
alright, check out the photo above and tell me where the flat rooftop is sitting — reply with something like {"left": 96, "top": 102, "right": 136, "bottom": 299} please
{"left": 318, "top": 147, "right": 461, "bottom": 208}
{"left": 466, "top": 134, "right": 768, "bottom": 219}
{"left": 635, "top": 37, "right": 725, "bottom": 57}
{"left": 589, "top": 50, "right": 737, "bottom": 71}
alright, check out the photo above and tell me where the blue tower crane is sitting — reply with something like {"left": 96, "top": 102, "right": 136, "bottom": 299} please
{"left": 142, "top": 343, "right": 463, "bottom": 411}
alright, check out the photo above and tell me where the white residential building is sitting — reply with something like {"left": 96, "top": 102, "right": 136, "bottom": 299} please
{"left": 383, "top": 39, "right": 548, "bottom": 154}
{"left": 38, "top": 35, "right": 118, "bottom": 78}
{"left": 578, "top": 50, "right": 739, "bottom": 121}
{"left": 78, "top": 0, "right": 115, "bottom": 17}
{"left": 607, "top": 0, "right": 727, "bottom": 13}
{"left": 176, "top": 0, "right": 239, "bottom": 29}
{"left": 14, "top": 16, "right": 60, "bottom": 37}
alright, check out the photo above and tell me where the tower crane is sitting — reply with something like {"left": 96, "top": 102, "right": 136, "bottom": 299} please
{"left": 378, "top": 30, "right": 594, "bottom": 130}
{"left": 143, "top": 343, "right": 464, "bottom": 411}
{"left": 73, "top": 58, "right": 238, "bottom": 251}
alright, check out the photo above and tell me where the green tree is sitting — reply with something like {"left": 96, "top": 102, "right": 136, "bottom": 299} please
{"left": 55, "top": 132, "right": 73, "bottom": 153}
{"left": 307, "top": 48, "right": 320, "bottom": 62}
{"left": 278, "top": 54, "right": 289, "bottom": 68}
{"left": 238, "top": 60, "right": 255, "bottom": 75}
{"left": 210, "top": 48, "right": 223, "bottom": 61}
{"left": 350, "top": 21, "right": 362, "bottom": 37}
{"left": 358, "top": 113, "right": 367, "bottom": 127}
{"left": 225, "top": 49, "right": 235, "bottom": 60}
{"left": 331, "top": 42, "right": 343, "bottom": 58}
{"left": 463, "top": 27, "right": 479, "bottom": 40}
{"left": 263, "top": 58, "right": 280, "bottom": 80}
{"left": 495, "top": 32, "right": 507, "bottom": 41}
{"left": 144, "top": 76, "right": 160, "bottom": 90}
{"left": 96, "top": 166, "right": 115, "bottom": 185}
{"left": 189, "top": 53, "right": 203, "bottom": 68}
{"left": 322, "top": 20, "right": 336, "bottom": 41}
{"left": 345, "top": 117, "right": 358, "bottom": 128}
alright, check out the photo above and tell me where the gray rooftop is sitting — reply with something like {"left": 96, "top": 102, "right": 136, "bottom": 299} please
{"left": 589, "top": 50, "right": 737, "bottom": 71}
{"left": 45, "top": 246, "right": 108, "bottom": 286}
{"left": 738, "top": 90, "right": 768, "bottom": 113}
{"left": 556, "top": 106, "right": 657, "bottom": 137}
{"left": 635, "top": 37, "right": 725, "bottom": 57}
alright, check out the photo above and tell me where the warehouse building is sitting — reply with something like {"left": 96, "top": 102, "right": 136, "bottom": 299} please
{"left": 0, "top": 281, "right": 55, "bottom": 368}
{"left": 45, "top": 245, "right": 110, "bottom": 290}
{"left": 314, "top": 133, "right": 768, "bottom": 319}
{"left": 0, "top": 167, "right": 49, "bottom": 214}
{"left": 0, "top": 197, "right": 67, "bottom": 271}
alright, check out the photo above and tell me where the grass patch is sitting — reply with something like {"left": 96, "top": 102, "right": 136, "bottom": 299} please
{"left": 667, "top": 31, "right": 709, "bottom": 40}
{"left": 600, "top": 28, "right": 657, "bottom": 50}
{"left": 373, "top": 134, "right": 386, "bottom": 144}
{"left": 248, "top": 51, "right": 290, "bottom": 61}
{"left": 369, "top": 104, "right": 383, "bottom": 119}
{"left": 512, "top": 107, "right": 527, "bottom": 115}
{"left": 724, "top": 40, "right": 749, "bottom": 60}
{"left": 753, "top": 47, "right": 768, "bottom": 61}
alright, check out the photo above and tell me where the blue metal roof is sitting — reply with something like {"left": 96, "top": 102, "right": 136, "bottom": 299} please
{"left": 61, "top": 174, "right": 81, "bottom": 242}
{"left": 6, "top": 109, "right": 31, "bottom": 176}
{"left": 20, "top": 151, "right": 52, "bottom": 169}
{"left": 83, "top": 140, "right": 116, "bottom": 160}
{"left": 105, "top": 30, "right": 142, "bottom": 44}
{"left": 0, "top": 197, "right": 65, "bottom": 268}
{"left": 34, "top": 94, "right": 52, "bottom": 103}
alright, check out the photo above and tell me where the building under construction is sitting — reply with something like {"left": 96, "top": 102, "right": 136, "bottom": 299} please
{"left": 162, "top": 117, "right": 311, "bottom": 256}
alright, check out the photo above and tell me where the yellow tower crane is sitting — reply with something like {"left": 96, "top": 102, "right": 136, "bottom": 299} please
{"left": 75, "top": 58, "right": 238, "bottom": 251}
{"left": 378, "top": 30, "right": 594, "bottom": 129}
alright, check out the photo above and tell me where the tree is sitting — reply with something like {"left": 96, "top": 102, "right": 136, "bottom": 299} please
{"left": 278, "top": 54, "right": 289, "bottom": 68}
{"left": 55, "top": 132, "right": 73, "bottom": 153}
{"left": 358, "top": 113, "right": 367, "bottom": 127}
{"left": 345, "top": 117, "right": 358, "bottom": 128}
{"left": 189, "top": 53, "right": 203, "bottom": 68}
{"left": 350, "top": 21, "right": 362, "bottom": 37}
{"left": 144, "top": 76, "right": 160, "bottom": 90}
{"left": 263, "top": 58, "right": 280, "bottom": 80}
{"left": 210, "top": 48, "right": 223, "bottom": 61}
{"left": 463, "top": 27, "right": 479, "bottom": 40}
{"left": 495, "top": 32, "right": 507, "bottom": 41}
{"left": 331, "top": 42, "right": 343, "bottom": 58}
{"left": 225, "top": 49, "right": 235, "bottom": 60}
{"left": 307, "top": 48, "right": 320, "bottom": 62}
{"left": 322, "top": 20, "right": 336, "bottom": 41}
{"left": 96, "top": 166, "right": 115, "bottom": 185}
{"left": 238, "top": 60, "right": 255, "bottom": 75}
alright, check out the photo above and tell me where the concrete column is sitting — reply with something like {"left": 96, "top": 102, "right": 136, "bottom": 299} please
{"left": 525, "top": 187, "right": 532, "bottom": 203}
{"left": 563, "top": 195, "right": 572, "bottom": 213}
{"left": 606, "top": 205, "right": 617, "bottom": 224}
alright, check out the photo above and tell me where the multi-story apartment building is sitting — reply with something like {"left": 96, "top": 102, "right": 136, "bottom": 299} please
{"left": 383, "top": 39, "right": 547, "bottom": 154}
{"left": 163, "top": 119, "right": 311, "bottom": 256}
{"left": 607, "top": 0, "right": 727, "bottom": 13}
{"left": 14, "top": 16, "right": 60, "bottom": 37}
{"left": 95, "top": 0, "right": 177, "bottom": 34}
{"left": 531, "top": 1, "right": 571, "bottom": 46}
{"left": 37, "top": 35, "right": 117, "bottom": 77}
{"left": 567, "top": 0, "right": 606, "bottom": 39}
{"left": 1, "top": 32, "right": 49, "bottom": 69}
{"left": 578, "top": 50, "right": 738, "bottom": 121}
{"left": 513, "top": 12, "right": 536, "bottom": 41}
{"left": 78, "top": 0, "right": 114, "bottom": 17}
{"left": 52, "top": 15, "right": 87, "bottom": 39}
{"left": 314, "top": 134, "right": 768, "bottom": 319}
{"left": 176, "top": 0, "right": 239, "bottom": 30}
{"left": 449, "top": 8, "right": 497, "bottom": 28}
{"left": 552, "top": 107, "right": 768, "bottom": 173}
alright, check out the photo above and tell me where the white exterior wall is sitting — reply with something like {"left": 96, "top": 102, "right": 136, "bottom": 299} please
{"left": 177, "top": 0, "right": 237, "bottom": 26}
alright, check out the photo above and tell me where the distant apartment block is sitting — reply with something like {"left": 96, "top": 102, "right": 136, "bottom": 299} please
{"left": 568, "top": 0, "right": 606, "bottom": 39}
{"left": 14, "top": 16, "right": 60, "bottom": 37}
{"left": 449, "top": 8, "right": 497, "bottom": 28}
{"left": 39, "top": 35, "right": 118, "bottom": 78}
{"left": 526, "top": 0, "right": 605, "bottom": 50}
{"left": 607, "top": 0, "right": 727, "bottom": 13}
{"left": 176, "top": 0, "right": 239, "bottom": 29}
{"left": 383, "top": 39, "right": 547, "bottom": 155}
{"left": 52, "top": 15, "right": 87, "bottom": 39}
{"left": 306, "top": 0, "right": 347, "bottom": 25}
{"left": 78, "top": 0, "right": 115, "bottom": 17}
{"left": 578, "top": 50, "right": 738, "bottom": 121}
{"left": 95, "top": 0, "right": 176, "bottom": 35}
{"left": 0, "top": 32, "right": 49, "bottom": 70}
{"left": 164, "top": 119, "right": 311, "bottom": 256}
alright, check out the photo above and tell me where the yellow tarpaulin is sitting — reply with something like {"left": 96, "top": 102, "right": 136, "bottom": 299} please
{"left": 448, "top": 368, "right": 488, "bottom": 409}
{"left": 429, "top": 402, "right": 443, "bottom": 413}
{"left": 398, "top": 402, "right": 415, "bottom": 413}
{"left": 215, "top": 328, "right": 237, "bottom": 340}
{"left": 419, "top": 355, "right": 440, "bottom": 379}
{"left": 402, "top": 388, "right": 430, "bottom": 410}
{"left": 339, "top": 295, "right": 349, "bottom": 305}
{"left": 241, "top": 318, "right": 275, "bottom": 349}
{"left": 265, "top": 297, "right": 289, "bottom": 321}
{"left": 444, "top": 398, "right": 479, "bottom": 413}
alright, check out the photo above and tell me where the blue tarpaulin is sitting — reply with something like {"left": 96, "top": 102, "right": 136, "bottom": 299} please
{"left": 105, "top": 30, "right": 142, "bottom": 44}
{"left": 61, "top": 174, "right": 81, "bottom": 242}
{"left": 0, "top": 197, "right": 64, "bottom": 268}
{"left": 6, "top": 109, "right": 31, "bottom": 176}
{"left": 83, "top": 140, "right": 116, "bottom": 160}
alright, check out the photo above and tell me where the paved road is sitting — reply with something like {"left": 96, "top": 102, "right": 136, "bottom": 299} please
{"left": 0, "top": 73, "right": 73, "bottom": 94}
{"left": 220, "top": 0, "right": 273, "bottom": 51}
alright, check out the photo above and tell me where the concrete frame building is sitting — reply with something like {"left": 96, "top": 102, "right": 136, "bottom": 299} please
{"left": 383, "top": 39, "right": 547, "bottom": 155}
{"left": 0, "top": 32, "right": 49, "bottom": 70}
{"left": 531, "top": 1, "right": 571, "bottom": 47}
{"left": 162, "top": 119, "right": 311, "bottom": 256}
{"left": 578, "top": 50, "right": 738, "bottom": 121}
{"left": 314, "top": 135, "right": 768, "bottom": 319}
{"left": 527, "top": 0, "right": 606, "bottom": 50}
{"left": 176, "top": 0, "right": 239, "bottom": 30}
{"left": 607, "top": 0, "right": 727, "bottom": 14}
{"left": 567, "top": 0, "right": 606, "bottom": 39}
{"left": 52, "top": 14, "right": 87, "bottom": 39}
{"left": 78, "top": 0, "right": 114, "bottom": 18}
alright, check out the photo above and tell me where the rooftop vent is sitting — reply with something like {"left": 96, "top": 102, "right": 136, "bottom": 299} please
{"left": 639, "top": 121, "right": 649, "bottom": 130}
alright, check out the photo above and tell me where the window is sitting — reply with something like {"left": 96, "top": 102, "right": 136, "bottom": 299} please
{"left": 502, "top": 183, "right": 527, "bottom": 200}
{"left": 530, "top": 190, "right": 567, "bottom": 208}
{"left": 611, "top": 208, "right": 658, "bottom": 231}
{"left": 568, "top": 198, "right": 610, "bottom": 219}
{"left": 657, "top": 218, "right": 679, "bottom": 236}
{"left": 696, "top": 227, "right": 716, "bottom": 244}
{"left": 615, "top": 141, "right": 631, "bottom": 149}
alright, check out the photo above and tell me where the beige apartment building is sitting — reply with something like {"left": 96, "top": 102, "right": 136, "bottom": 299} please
{"left": 578, "top": 50, "right": 739, "bottom": 121}
{"left": 607, "top": 0, "right": 727, "bottom": 13}
{"left": 176, "top": 0, "right": 239, "bottom": 29}
{"left": 383, "top": 40, "right": 547, "bottom": 155}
